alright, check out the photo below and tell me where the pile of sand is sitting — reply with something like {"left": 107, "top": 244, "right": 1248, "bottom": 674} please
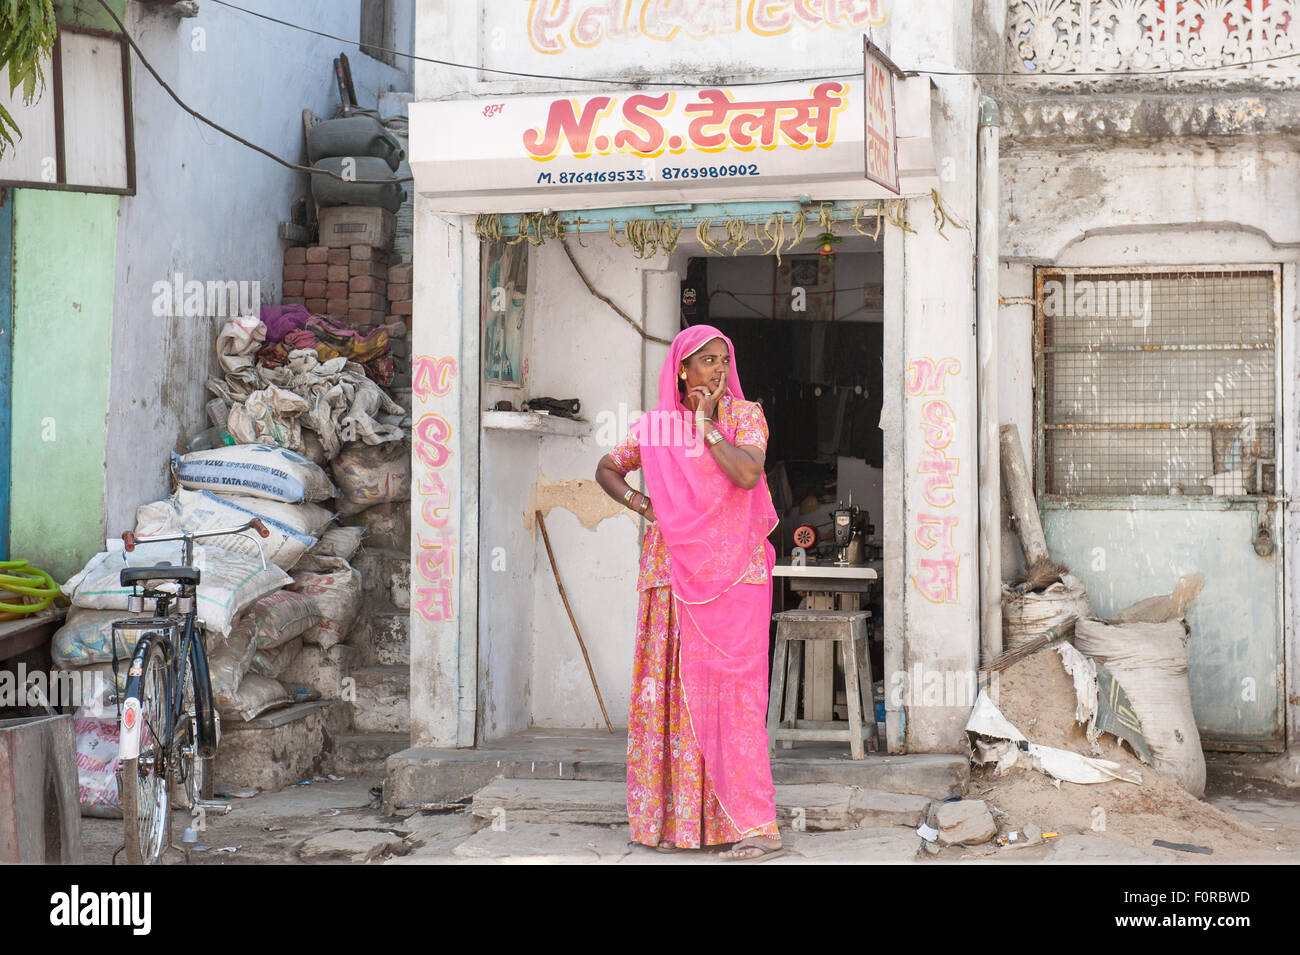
{"left": 974, "top": 645, "right": 1268, "bottom": 856}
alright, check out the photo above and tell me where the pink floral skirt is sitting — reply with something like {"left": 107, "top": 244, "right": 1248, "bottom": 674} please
{"left": 625, "top": 586, "right": 780, "bottom": 848}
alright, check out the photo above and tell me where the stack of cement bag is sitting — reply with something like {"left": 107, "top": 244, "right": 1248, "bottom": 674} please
{"left": 53, "top": 444, "right": 373, "bottom": 815}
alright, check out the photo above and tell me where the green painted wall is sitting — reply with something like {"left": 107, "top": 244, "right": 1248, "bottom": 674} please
{"left": 9, "top": 189, "right": 117, "bottom": 581}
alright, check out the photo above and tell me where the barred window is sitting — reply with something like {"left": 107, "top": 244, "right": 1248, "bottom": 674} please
{"left": 1035, "top": 266, "right": 1279, "bottom": 498}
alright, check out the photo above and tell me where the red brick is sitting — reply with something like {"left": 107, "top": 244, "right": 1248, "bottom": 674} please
{"left": 283, "top": 263, "right": 307, "bottom": 282}
{"left": 283, "top": 280, "right": 305, "bottom": 297}
{"left": 283, "top": 296, "right": 306, "bottom": 307}
{"left": 304, "top": 263, "right": 328, "bottom": 281}
{"left": 350, "top": 275, "right": 385, "bottom": 294}
{"left": 327, "top": 248, "right": 350, "bottom": 266}
{"left": 303, "top": 280, "right": 328, "bottom": 298}
{"left": 391, "top": 300, "right": 413, "bottom": 316}
{"left": 347, "top": 308, "right": 384, "bottom": 326}
{"left": 305, "top": 298, "right": 327, "bottom": 313}
{"left": 305, "top": 246, "right": 329, "bottom": 264}
{"left": 284, "top": 247, "right": 307, "bottom": 265}
{"left": 348, "top": 258, "right": 386, "bottom": 278}
{"left": 387, "top": 264, "right": 412, "bottom": 284}
{"left": 349, "top": 291, "right": 386, "bottom": 311}
{"left": 326, "top": 296, "right": 350, "bottom": 315}
{"left": 349, "top": 245, "right": 386, "bottom": 262}
{"left": 326, "top": 281, "right": 349, "bottom": 299}
{"left": 387, "top": 283, "right": 411, "bottom": 301}
{"left": 326, "top": 264, "right": 349, "bottom": 283}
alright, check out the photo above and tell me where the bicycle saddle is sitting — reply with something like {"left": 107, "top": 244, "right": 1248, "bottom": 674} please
{"left": 120, "top": 564, "right": 201, "bottom": 586}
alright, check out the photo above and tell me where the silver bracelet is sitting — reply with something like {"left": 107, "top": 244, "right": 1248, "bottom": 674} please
{"left": 622, "top": 488, "right": 637, "bottom": 507}
{"left": 705, "top": 429, "right": 725, "bottom": 447}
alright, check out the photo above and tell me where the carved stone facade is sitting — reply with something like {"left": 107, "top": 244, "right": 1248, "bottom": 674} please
{"left": 1007, "top": 0, "right": 1300, "bottom": 87}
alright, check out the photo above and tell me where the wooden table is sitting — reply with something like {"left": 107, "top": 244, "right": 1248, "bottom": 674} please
{"left": 773, "top": 559, "right": 880, "bottom": 722}
{"left": 0, "top": 606, "right": 64, "bottom": 667}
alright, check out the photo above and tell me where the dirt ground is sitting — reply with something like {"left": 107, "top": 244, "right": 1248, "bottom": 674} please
{"left": 947, "top": 644, "right": 1295, "bottom": 863}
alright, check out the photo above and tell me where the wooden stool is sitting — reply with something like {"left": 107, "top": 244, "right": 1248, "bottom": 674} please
{"left": 767, "top": 610, "right": 879, "bottom": 759}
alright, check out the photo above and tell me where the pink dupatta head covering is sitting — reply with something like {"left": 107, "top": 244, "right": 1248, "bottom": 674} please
{"left": 631, "top": 325, "right": 778, "bottom": 835}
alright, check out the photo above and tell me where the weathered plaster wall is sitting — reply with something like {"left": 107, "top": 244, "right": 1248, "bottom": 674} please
{"left": 527, "top": 237, "right": 664, "bottom": 730}
{"left": 9, "top": 190, "right": 118, "bottom": 581}
{"left": 104, "top": 2, "right": 412, "bottom": 536}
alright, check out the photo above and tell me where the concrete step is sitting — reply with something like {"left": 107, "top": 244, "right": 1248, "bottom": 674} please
{"left": 384, "top": 729, "right": 968, "bottom": 808}
{"left": 349, "top": 665, "right": 409, "bottom": 734}
{"left": 328, "top": 731, "right": 410, "bottom": 777}
{"left": 343, "top": 505, "right": 410, "bottom": 554}
{"left": 352, "top": 547, "right": 411, "bottom": 610}
{"left": 350, "top": 609, "right": 409, "bottom": 667}
{"left": 215, "top": 700, "right": 348, "bottom": 793}
{"left": 469, "top": 779, "right": 931, "bottom": 831}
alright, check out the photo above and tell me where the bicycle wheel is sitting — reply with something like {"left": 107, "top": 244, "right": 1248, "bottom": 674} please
{"left": 178, "top": 644, "right": 215, "bottom": 804}
{"left": 120, "top": 639, "right": 172, "bottom": 865}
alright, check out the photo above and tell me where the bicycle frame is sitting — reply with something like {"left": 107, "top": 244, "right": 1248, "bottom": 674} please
{"left": 117, "top": 521, "right": 268, "bottom": 773}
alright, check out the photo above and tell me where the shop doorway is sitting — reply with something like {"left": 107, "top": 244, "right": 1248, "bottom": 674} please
{"left": 682, "top": 244, "right": 888, "bottom": 726}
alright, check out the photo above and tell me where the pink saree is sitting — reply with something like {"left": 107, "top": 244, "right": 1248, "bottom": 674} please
{"left": 630, "top": 325, "right": 778, "bottom": 836}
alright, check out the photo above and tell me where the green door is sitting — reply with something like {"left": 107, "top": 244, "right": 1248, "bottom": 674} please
{"left": 1035, "top": 265, "right": 1285, "bottom": 752}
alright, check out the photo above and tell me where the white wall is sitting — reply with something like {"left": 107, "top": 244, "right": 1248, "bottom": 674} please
{"left": 105, "top": 1, "right": 413, "bottom": 533}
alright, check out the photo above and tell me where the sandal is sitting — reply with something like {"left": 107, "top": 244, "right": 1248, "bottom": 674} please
{"left": 656, "top": 841, "right": 686, "bottom": 854}
{"left": 720, "top": 837, "right": 786, "bottom": 863}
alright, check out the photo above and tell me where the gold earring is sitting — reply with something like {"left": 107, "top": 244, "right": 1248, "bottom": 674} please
{"left": 680, "top": 372, "right": 687, "bottom": 379}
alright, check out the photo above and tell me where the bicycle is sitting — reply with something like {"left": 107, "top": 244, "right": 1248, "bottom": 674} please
{"left": 113, "top": 517, "right": 270, "bottom": 865}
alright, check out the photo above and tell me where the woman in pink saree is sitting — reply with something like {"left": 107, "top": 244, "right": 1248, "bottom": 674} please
{"left": 595, "top": 325, "right": 782, "bottom": 861}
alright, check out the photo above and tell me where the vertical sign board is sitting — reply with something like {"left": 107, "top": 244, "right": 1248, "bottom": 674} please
{"left": 864, "top": 37, "right": 902, "bottom": 195}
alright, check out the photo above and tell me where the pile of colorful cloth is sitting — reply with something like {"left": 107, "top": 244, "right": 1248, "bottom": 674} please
{"left": 256, "top": 305, "right": 394, "bottom": 386}
{"left": 207, "top": 311, "right": 407, "bottom": 463}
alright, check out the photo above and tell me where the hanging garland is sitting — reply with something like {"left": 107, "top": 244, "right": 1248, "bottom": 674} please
{"left": 475, "top": 194, "right": 964, "bottom": 256}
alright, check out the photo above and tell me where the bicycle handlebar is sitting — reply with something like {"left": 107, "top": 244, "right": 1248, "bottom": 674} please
{"left": 122, "top": 518, "right": 271, "bottom": 551}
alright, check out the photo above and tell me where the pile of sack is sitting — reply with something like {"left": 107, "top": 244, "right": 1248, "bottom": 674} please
{"left": 56, "top": 443, "right": 382, "bottom": 817}
{"left": 209, "top": 310, "right": 409, "bottom": 465}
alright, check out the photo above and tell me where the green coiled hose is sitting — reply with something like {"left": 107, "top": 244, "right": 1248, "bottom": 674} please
{"left": 0, "top": 559, "right": 60, "bottom": 614}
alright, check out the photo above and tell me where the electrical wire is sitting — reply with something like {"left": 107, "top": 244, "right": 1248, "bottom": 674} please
{"left": 95, "top": 0, "right": 412, "bottom": 185}
{"left": 110, "top": 0, "right": 1300, "bottom": 195}
{"left": 209, "top": 0, "right": 1300, "bottom": 84}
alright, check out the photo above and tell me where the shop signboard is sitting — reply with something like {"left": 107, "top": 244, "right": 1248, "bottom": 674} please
{"left": 863, "top": 36, "right": 902, "bottom": 195}
{"left": 410, "top": 74, "right": 936, "bottom": 213}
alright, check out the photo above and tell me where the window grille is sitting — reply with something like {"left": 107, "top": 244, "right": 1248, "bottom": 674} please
{"left": 1035, "top": 266, "right": 1279, "bottom": 497}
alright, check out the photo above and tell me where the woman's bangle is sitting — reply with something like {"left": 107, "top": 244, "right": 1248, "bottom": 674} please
{"left": 705, "top": 428, "right": 725, "bottom": 447}
{"left": 638, "top": 495, "right": 649, "bottom": 514}
{"left": 622, "top": 488, "right": 636, "bottom": 508}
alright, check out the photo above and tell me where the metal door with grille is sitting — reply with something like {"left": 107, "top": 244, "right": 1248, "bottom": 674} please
{"left": 1035, "top": 265, "right": 1285, "bottom": 751}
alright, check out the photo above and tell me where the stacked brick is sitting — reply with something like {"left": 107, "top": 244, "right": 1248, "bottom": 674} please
{"left": 282, "top": 244, "right": 391, "bottom": 333}
{"left": 385, "top": 262, "right": 412, "bottom": 365}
